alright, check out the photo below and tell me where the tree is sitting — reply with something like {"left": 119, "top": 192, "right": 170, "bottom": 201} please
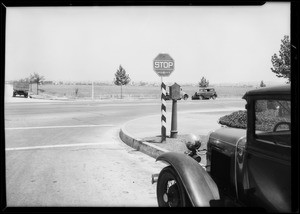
{"left": 114, "top": 65, "right": 130, "bottom": 99}
{"left": 260, "top": 80, "right": 266, "bottom": 87}
{"left": 271, "top": 35, "right": 291, "bottom": 83}
{"left": 199, "top": 76, "right": 209, "bottom": 88}
{"left": 30, "top": 73, "right": 45, "bottom": 95}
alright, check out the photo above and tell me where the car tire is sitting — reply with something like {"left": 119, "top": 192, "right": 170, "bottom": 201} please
{"left": 211, "top": 95, "right": 216, "bottom": 100}
{"left": 183, "top": 95, "right": 188, "bottom": 100}
{"left": 199, "top": 95, "right": 204, "bottom": 100}
{"left": 157, "top": 166, "right": 190, "bottom": 207}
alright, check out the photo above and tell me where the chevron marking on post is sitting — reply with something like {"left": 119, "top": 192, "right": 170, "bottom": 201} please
{"left": 161, "top": 82, "right": 166, "bottom": 141}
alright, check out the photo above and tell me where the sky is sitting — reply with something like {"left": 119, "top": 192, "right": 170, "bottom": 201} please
{"left": 5, "top": 2, "right": 290, "bottom": 85}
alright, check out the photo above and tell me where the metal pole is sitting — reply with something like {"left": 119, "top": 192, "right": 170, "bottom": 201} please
{"left": 170, "top": 99, "right": 178, "bottom": 138}
{"left": 161, "top": 77, "right": 166, "bottom": 142}
{"left": 92, "top": 81, "right": 94, "bottom": 100}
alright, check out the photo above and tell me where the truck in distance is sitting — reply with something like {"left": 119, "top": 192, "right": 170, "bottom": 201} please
{"left": 13, "top": 82, "right": 30, "bottom": 98}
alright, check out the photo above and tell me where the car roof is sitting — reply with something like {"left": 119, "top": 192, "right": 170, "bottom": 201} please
{"left": 242, "top": 85, "right": 290, "bottom": 99}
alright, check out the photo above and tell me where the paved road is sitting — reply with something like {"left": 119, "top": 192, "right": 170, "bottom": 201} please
{"left": 4, "top": 98, "right": 245, "bottom": 206}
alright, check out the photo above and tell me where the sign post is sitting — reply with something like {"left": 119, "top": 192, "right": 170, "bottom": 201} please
{"left": 153, "top": 53, "right": 175, "bottom": 142}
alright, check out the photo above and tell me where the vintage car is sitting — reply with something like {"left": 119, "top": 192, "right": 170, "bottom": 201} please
{"left": 152, "top": 85, "right": 291, "bottom": 212}
{"left": 191, "top": 87, "right": 217, "bottom": 100}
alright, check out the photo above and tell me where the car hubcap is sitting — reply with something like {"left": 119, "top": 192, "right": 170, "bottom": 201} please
{"left": 168, "top": 184, "right": 180, "bottom": 206}
{"left": 162, "top": 180, "right": 180, "bottom": 207}
{"left": 163, "top": 193, "right": 168, "bottom": 203}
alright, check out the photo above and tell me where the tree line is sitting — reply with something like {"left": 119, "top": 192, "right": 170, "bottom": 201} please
{"left": 15, "top": 35, "right": 290, "bottom": 97}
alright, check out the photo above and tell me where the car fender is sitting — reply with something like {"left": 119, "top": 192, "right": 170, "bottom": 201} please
{"left": 156, "top": 152, "right": 220, "bottom": 207}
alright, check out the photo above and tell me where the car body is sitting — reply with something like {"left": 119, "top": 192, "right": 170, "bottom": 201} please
{"left": 154, "top": 85, "right": 291, "bottom": 212}
{"left": 166, "top": 88, "right": 189, "bottom": 100}
{"left": 192, "top": 87, "right": 217, "bottom": 100}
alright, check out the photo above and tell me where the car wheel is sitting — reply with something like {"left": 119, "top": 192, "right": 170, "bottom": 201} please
{"left": 211, "top": 95, "right": 216, "bottom": 100}
{"left": 13, "top": 92, "right": 16, "bottom": 97}
{"left": 157, "top": 166, "right": 190, "bottom": 207}
{"left": 199, "top": 95, "right": 204, "bottom": 100}
{"left": 183, "top": 95, "right": 188, "bottom": 100}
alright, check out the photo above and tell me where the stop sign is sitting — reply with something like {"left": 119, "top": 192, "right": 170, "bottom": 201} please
{"left": 153, "top": 53, "right": 175, "bottom": 77}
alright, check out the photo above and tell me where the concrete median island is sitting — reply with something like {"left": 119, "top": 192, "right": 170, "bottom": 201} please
{"left": 119, "top": 108, "right": 244, "bottom": 160}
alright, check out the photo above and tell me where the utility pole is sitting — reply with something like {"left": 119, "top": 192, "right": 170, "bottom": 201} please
{"left": 92, "top": 81, "right": 94, "bottom": 100}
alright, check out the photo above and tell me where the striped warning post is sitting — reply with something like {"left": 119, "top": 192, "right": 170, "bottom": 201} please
{"left": 161, "top": 82, "right": 167, "bottom": 142}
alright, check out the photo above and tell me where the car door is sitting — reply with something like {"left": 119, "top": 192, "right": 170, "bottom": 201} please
{"left": 203, "top": 89, "right": 209, "bottom": 98}
{"left": 207, "top": 89, "right": 214, "bottom": 98}
{"left": 198, "top": 89, "right": 204, "bottom": 98}
{"left": 240, "top": 98, "right": 291, "bottom": 212}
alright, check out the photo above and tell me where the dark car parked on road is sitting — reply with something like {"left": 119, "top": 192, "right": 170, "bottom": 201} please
{"left": 192, "top": 87, "right": 217, "bottom": 100}
{"left": 153, "top": 85, "right": 291, "bottom": 212}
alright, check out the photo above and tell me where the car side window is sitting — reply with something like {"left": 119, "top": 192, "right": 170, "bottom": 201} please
{"left": 255, "top": 99, "right": 291, "bottom": 147}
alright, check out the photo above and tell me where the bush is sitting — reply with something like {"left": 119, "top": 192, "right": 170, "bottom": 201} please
{"left": 218, "top": 110, "right": 247, "bottom": 129}
{"left": 255, "top": 100, "right": 267, "bottom": 112}
{"left": 219, "top": 109, "right": 290, "bottom": 131}
{"left": 255, "top": 109, "right": 289, "bottom": 132}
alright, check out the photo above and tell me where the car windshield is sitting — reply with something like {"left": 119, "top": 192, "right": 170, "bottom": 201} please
{"left": 255, "top": 99, "right": 291, "bottom": 146}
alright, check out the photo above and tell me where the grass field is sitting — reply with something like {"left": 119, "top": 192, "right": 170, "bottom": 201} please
{"left": 33, "top": 84, "right": 255, "bottom": 100}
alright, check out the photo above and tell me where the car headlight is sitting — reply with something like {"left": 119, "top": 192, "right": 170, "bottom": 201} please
{"left": 185, "top": 134, "right": 201, "bottom": 151}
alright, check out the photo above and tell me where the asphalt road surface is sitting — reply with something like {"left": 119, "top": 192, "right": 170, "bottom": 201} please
{"left": 4, "top": 97, "right": 245, "bottom": 207}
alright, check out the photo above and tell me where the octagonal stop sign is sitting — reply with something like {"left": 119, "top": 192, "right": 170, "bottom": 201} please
{"left": 153, "top": 53, "right": 175, "bottom": 77}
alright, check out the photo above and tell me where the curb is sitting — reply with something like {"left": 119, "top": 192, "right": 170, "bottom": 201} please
{"left": 119, "top": 125, "right": 169, "bottom": 159}
{"left": 30, "top": 96, "right": 69, "bottom": 101}
{"left": 119, "top": 107, "right": 245, "bottom": 159}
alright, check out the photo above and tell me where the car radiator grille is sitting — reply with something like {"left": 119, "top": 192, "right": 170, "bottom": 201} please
{"left": 210, "top": 148, "right": 232, "bottom": 191}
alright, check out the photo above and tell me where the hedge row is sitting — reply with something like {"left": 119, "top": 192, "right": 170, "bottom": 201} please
{"left": 218, "top": 110, "right": 247, "bottom": 129}
{"left": 218, "top": 110, "right": 290, "bottom": 131}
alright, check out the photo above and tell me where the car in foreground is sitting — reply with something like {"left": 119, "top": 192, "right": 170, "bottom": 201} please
{"left": 152, "top": 85, "right": 291, "bottom": 212}
{"left": 191, "top": 87, "right": 217, "bottom": 100}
